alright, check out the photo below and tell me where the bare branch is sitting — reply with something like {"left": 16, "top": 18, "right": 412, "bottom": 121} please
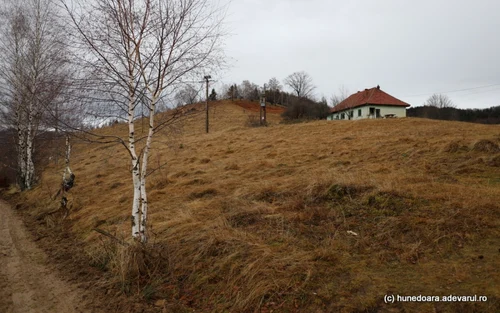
{"left": 284, "top": 71, "right": 316, "bottom": 99}
{"left": 424, "top": 93, "right": 456, "bottom": 108}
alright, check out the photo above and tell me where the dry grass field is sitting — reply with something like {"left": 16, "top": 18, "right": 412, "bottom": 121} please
{"left": 17, "top": 100, "right": 500, "bottom": 312}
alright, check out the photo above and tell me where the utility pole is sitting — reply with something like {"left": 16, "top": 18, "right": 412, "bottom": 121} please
{"left": 204, "top": 75, "right": 211, "bottom": 133}
{"left": 260, "top": 96, "right": 267, "bottom": 126}
{"left": 260, "top": 85, "right": 267, "bottom": 126}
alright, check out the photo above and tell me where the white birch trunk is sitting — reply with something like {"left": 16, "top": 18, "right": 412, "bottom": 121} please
{"left": 14, "top": 99, "right": 34, "bottom": 191}
{"left": 16, "top": 114, "right": 27, "bottom": 189}
{"left": 63, "top": 135, "right": 71, "bottom": 183}
{"left": 23, "top": 0, "right": 42, "bottom": 191}
{"left": 15, "top": 95, "right": 23, "bottom": 181}
{"left": 25, "top": 105, "right": 35, "bottom": 190}
{"left": 25, "top": 137, "right": 34, "bottom": 190}
{"left": 129, "top": 96, "right": 142, "bottom": 240}
{"left": 138, "top": 96, "right": 157, "bottom": 243}
{"left": 139, "top": 172, "right": 148, "bottom": 242}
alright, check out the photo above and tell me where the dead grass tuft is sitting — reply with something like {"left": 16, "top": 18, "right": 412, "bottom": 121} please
{"left": 472, "top": 139, "right": 499, "bottom": 153}
{"left": 366, "top": 191, "right": 417, "bottom": 215}
{"left": 322, "top": 183, "right": 372, "bottom": 202}
{"left": 189, "top": 188, "right": 218, "bottom": 199}
{"left": 171, "top": 171, "right": 188, "bottom": 178}
{"left": 86, "top": 237, "right": 168, "bottom": 299}
{"left": 199, "top": 158, "right": 211, "bottom": 164}
{"left": 488, "top": 155, "right": 500, "bottom": 167}
{"left": 152, "top": 176, "right": 174, "bottom": 189}
{"left": 444, "top": 140, "right": 469, "bottom": 153}
{"left": 183, "top": 178, "right": 209, "bottom": 186}
{"left": 245, "top": 114, "right": 262, "bottom": 127}
{"left": 253, "top": 186, "right": 292, "bottom": 203}
{"left": 224, "top": 163, "right": 240, "bottom": 171}
{"left": 17, "top": 102, "right": 500, "bottom": 312}
{"left": 109, "top": 182, "right": 124, "bottom": 190}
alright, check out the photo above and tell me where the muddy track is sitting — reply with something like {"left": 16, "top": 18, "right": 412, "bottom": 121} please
{"left": 0, "top": 199, "right": 89, "bottom": 313}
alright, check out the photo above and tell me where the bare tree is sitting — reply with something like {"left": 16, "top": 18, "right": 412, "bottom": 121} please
{"left": 0, "top": 0, "right": 70, "bottom": 190}
{"left": 284, "top": 71, "right": 315, "bottom": 99}
{"left": 61, "top": 0, "right": 226, "bottom": 242}
{"left": 320, "top": 96, "right": 328, "bottom": 105}
{"left": 267, "top": 77, "right": 282, "bottom": 92}
{"left": 424, "top": 93, "right": 456, "bottom": 108}
{"left": 175, "top": 84, "right": 200, "bottom": 107}
{"left": 240, "top": 80, "right": 259, "bottom": 101}
{"left": 219, "top": 84, "right": 230, "bottom": 100}
{"left": 330, "top": 85, "right": 350, "bottom": 107}
{"left": 267, "top": 77, "right": 282, "bottom": 104}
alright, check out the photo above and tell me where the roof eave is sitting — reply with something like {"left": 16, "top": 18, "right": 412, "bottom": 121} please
{"left": 365, "top": 103, "right": 412, "bottom": 108}
{"left": 330, "top": 103, "right": 410, "bottom": 113}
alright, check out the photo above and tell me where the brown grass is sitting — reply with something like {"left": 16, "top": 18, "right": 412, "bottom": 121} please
{"left": 19, "top": 102, "right": 500, "bottom": 312}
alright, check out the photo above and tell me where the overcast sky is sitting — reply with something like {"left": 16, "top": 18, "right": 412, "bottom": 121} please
{"left": 217, "top": 0, "right": 500, "bottom": 109}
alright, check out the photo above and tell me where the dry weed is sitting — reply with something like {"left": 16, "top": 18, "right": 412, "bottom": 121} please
{"left": 18, "top": 103, "right": 500, "bottom": 312}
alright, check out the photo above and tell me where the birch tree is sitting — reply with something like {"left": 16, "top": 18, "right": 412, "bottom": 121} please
{"left": 61, "top": 0, "right": 226, "bottom": 242}
{"left": 0, "top": 0, "right": 70, "bottom": 190}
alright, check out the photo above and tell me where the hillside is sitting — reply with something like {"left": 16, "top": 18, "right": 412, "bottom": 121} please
{"left": 13, "top": 100, "right": 500, "bottom": 312}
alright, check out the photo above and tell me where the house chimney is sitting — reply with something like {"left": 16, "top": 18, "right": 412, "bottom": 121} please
{"left": 377, "top": 85, "right": 380, "bottom": 89}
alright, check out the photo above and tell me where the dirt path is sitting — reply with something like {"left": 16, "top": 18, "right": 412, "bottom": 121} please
{"left": 0, "top": 199, "right": 88, "bottom": 313}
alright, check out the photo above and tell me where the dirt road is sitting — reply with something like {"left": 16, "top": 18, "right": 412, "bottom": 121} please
{"left": 0, "top": 199, "right": 87, "bottom": 313}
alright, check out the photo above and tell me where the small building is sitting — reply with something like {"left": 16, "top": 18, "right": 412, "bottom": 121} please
{"left": 327, "top": 86, "right": 410, "bottom": 120}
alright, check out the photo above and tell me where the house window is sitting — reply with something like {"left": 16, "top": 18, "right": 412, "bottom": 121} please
{"left": 341, "top": 113, "right": 345, "bottom": 119}
{"left": 358, "top": 109, "right": 361, "bottom": 117}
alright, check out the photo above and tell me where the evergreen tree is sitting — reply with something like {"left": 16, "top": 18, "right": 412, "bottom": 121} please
{"left": 209, "top": 88, "right": 217, "bottom": 101}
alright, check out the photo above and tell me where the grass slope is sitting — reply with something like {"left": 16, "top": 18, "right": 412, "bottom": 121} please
{"left": 22, "top": 100, "right": 500, "bottom": 312}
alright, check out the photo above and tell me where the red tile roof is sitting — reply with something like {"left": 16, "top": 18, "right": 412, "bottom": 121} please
{"left": 330, "top": 86, "right": 410, "bottom": 113}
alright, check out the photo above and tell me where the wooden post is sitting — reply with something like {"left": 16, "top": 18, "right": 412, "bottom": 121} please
{"left": 263, "top": 105, "right": 267, "bottom": 125}
{"left": 260, "top": 104, "right": 262, "bottom": 125}
{"left": 260, "top": 97, "right": 266, "bottom": 126}
{"left": 204, "top": 75, "right": 211, "bottom": 133}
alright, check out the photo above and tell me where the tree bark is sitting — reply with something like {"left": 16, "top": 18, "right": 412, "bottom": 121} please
{"left": 128, "top": 92, "right": 142, "bottom": 240}
{"left": 138, "top": 95, "right": 157, "bottom": 243}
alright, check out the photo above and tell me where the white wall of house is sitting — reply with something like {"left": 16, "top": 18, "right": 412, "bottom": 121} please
{"left": 327, "top": 105, "right": 407, "bottom": 120}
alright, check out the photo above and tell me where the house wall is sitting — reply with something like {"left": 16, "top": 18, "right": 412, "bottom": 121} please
{"left": 327, "top": 105, "right": 407, "bottom": 120}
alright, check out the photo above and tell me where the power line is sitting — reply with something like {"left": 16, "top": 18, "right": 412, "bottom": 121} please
{"left": 403, "top": 83, "right": 500, "bottom": 97}
{"left": 460, "top": 86, "right": 500, "bottom": 97}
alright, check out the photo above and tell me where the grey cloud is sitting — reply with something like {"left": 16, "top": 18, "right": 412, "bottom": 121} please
{"left": 220, "top": 0, "right": 500, "bottom": 108}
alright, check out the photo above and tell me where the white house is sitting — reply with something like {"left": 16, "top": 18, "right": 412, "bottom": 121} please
{"left": 327, "top": 86, "right": 410, "bottom": 120}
